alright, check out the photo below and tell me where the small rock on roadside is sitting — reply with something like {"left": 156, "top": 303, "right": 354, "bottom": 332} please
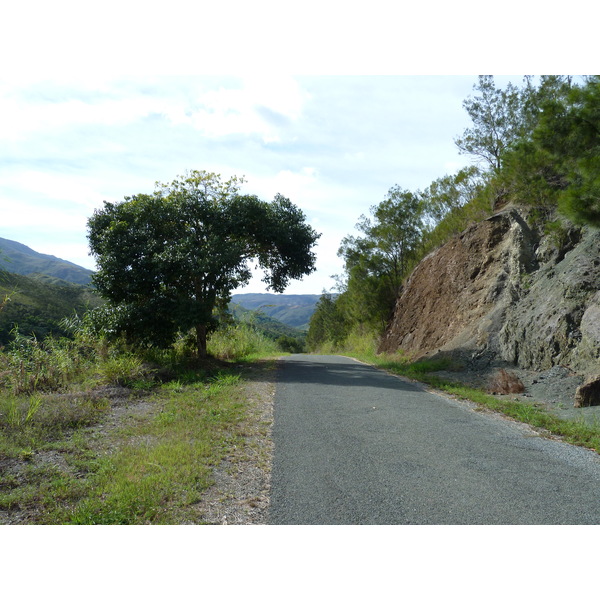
{"left": 574, "top": 376, "right": 600, "bottom": 408}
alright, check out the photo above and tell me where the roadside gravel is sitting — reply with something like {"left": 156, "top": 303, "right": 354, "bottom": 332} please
{"left": 193, "top": 373, "right": 276, "bottom": 525}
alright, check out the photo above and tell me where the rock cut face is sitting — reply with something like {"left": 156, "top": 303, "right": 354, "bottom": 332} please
{"left": 378, "top": 208, "right": 600, "bottom": 377}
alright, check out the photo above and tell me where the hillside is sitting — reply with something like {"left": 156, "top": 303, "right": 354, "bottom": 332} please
{"left": 231, "top": 293, "right": 321, "bottom": 330}
{"left": 0, "top": 270, "right": 102, "bottom": 344}
{"left": 378, "top": 207, "right": 600, "bottom": 407}
{"left": 229, "top": 302, "right": 306, "bottom": 343}
{"left": 0, "top": 237, "right": 94, "bottom": 285}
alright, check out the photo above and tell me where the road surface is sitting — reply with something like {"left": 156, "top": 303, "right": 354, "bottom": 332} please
{"left": 269, "top": 354, "right": 600, "bottom": 524}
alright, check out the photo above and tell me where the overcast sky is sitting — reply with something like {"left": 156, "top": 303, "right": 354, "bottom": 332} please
{"left": 0, "top": 2, "right": 592, "bottom": 296}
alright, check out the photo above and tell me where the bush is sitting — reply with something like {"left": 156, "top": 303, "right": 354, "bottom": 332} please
{"left": 276, "top": 335, "right": 305, "bottom": 353}
{"left": 207, "top": 324, "right": 279, "bottom": 360}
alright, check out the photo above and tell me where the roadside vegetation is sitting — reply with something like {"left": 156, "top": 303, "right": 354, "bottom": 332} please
{"left": 0, "top": 309, "right": 285, "bottom": 524}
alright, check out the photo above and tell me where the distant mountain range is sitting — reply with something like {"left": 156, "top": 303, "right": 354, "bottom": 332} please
{"left": 231, "top": 293, "right": 322, "bottom": 330}
{"left": 0, "top": 237, "right": 323, "bottom": 332}
{"left": 0, "top": 237, "right": 94, "bottom": 286}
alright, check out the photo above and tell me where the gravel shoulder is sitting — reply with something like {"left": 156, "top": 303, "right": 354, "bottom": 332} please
{"left": 429, "top": 362, "right": 600, "bottom": 425}
{"left": 192, "top": 371, "right": 276, "bottom": 525}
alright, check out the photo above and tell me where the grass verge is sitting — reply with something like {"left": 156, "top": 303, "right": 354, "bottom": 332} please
{"left": 0, "top": 359, "right": 277, "bottom": 524}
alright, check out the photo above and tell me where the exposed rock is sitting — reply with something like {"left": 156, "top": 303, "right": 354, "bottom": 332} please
{"left": 378, "top": 209, "right": 539, "bottom": 360}
{"left": 574, "top": 376, "right": 600, "bottom": 408}
{"left": 499, "top": 226, "right": 600, "bottom": 372}
{"left": 378, "top": 207, "right": 600, "bottom": 386}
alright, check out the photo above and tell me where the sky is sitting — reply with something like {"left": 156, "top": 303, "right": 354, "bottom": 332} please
{"left": 1, "top": 74, "right": 489, "bottom": 294}
{"left": 1, "top": 2, "right": 594, "bottom": 297}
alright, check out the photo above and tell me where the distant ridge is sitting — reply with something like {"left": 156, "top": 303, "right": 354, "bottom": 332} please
{"left": 0, "top": 237, "right": 94, "bottom": 286}
{"left": 231, "top": 292, "right": 322, "bottom": 330}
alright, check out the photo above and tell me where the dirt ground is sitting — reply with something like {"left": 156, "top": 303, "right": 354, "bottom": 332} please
{"left": 191, "top": 375, "right": 276, "bottom": 525}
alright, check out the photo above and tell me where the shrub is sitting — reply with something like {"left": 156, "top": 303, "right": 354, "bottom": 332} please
{"left": 207, "top": 323, "right": 279, "bottom": 360}
{"left": 486, "top": 369, "right": 525, "bottom": 395}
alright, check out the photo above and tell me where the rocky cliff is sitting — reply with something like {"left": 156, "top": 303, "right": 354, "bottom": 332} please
{"left": 378, "top": 208, "right": 600, "bottom": 393}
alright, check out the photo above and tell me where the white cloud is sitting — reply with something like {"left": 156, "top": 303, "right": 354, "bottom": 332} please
{"left": 0, "top": 76, "right": 310, "bottom": 149}
{"left": 0, "top": 91, "right": 154, "bottom": 141}
{"left": 1, "top": 171, "right": 105, "bottom": 209}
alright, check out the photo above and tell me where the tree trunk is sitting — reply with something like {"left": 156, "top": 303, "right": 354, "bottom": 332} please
{"left": 196, "top": 323, "right": 207, "bottom": 358}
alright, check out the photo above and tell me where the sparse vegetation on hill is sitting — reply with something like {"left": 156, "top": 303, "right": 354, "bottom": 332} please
{"left": 231, "top": 293, "right": 320, "bottom": 330}
{"left": 0, "top": 237, "right": 94, "bottom": 285}
{"left": 0, "top": 270, "right": 102, "bottom": 345}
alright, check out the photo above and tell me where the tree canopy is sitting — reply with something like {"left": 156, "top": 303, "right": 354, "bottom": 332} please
{"left": 454, "top": 75, "right": 539, "bottom": 171}
{"left": 87, "top": 170, "right": 320, "bottom": 356}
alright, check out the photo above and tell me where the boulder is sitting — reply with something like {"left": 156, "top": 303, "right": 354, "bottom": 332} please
{"left": 486, "top": 369, "right": 525, "bottom": 395}
{"left": 574, "top": 376, "right": 600, "bottom": 408}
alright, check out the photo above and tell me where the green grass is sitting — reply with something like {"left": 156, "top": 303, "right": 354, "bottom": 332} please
{"left": 67, "top": 371, "right": 246, "bottom": 524}
{"left": 207, "top": 322, "right": 281, "bottom": 361}
{"left": 0, "top": 319, "right": 282, "bottom": 524}
{"left": 0, "top": 362, "right": 272, "bottom": 524}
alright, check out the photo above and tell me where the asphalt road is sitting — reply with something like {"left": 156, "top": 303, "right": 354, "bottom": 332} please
{"left": 269, "top": 354, "right": 600, "bottom": 524}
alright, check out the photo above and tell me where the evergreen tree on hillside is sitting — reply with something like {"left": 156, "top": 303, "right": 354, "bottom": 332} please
{"left": 454, "top": 75, "right": 536, "bottom": 171}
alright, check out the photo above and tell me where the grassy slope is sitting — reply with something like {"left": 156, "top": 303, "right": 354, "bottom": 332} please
{"left": 0, "top": 271, "right": 102, "bottom": 344}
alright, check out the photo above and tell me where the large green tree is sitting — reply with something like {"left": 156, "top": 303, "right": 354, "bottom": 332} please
{"left": 87, "top": 170, "right": 320, "bottom": 356}
{"left": 492, "top": 76, "right": 600, "bottom": 226}
{"left": 533, "top": 76, "right": 600, "bottom": 226}
{"left": 336, "top": 186, "right": 424, "bottom": 331}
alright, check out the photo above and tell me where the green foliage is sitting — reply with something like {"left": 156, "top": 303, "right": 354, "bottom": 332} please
{"left": 454, "top": 75, "right": 537, "bottom": 171}
{"left": 307, "top": 292, "right": 350, "bottom": 351}
{"left": 332, "top": 187, "right": 425, "bottom": 337}
{"left": 87, "top": 170, "right": 320, "bottom": 356}
{"left": 276, "top": 335, "right": 305, "bottom": 353}
{"left": 207, "top": 323, "right": 280, "bottom": 360}
{"left": 492, "top": 76, "right": 600, "bottom": 226}
{"left": 420, "top": 166, "right": 485, "bottom": 224}
{"left": 229, "top": 302, "right": 307, "bottom": 346}
{"left": 417, "top": 167, "right": 492, "bottom": 254}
